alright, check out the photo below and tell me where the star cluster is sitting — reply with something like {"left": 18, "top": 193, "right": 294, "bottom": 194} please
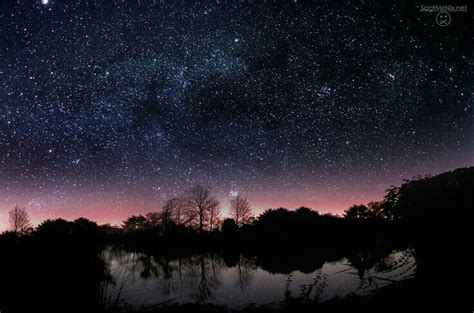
{"left": 0, "top": 0, "right": 472, "bottom": 228}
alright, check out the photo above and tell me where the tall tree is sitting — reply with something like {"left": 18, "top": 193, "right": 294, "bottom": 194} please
{"left": 185, "top": 185, "right": 220, "bottom": 232}
{"left": 162, "top": 197, "right": 195, "bottom": 227}
{"left": 160, "top": 199, "right": 175, "bottom": 226}
{"left": 9, "top": 205, "right": 32, "bottom": 235}
{"left": 381, "top": 167, "right": 473, "bottom": 222}
{"left": 208, "top": 204, "right": 221, "bottom": 231}
{"left": 230, "top": 195, "right": 254, "bottom": 227}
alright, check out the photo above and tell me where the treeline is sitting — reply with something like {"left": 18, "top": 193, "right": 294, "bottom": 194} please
{"left": 0, "top": 167, "right": 472, "bottom": 313}
{"left": 121, "top": 185, "right": 248, "bottom": 233}
{"left": 3, "top": 167, "right": 473, "bottom": 245}
{"left": 113, "top": 166, "right": 474, "bottom": 242}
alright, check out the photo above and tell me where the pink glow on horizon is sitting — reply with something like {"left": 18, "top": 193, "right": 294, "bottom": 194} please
{"left": 0, "top": 190, "right": 382, "bottom": 232}
{"left": 1, "top": 162, "right": 472, "bottom": 232}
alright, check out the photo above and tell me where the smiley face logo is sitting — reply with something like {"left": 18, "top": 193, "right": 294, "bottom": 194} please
{"left": 436, "top": 11, "right": 451, "bottom": 27}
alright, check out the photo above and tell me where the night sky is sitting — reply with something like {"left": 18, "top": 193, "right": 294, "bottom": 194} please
{"left": 0, "top": 0, "right": 472, "bottom": 229}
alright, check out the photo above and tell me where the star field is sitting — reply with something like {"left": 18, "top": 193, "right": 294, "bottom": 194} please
{"left": 0, "top": 0, "right": 472, "bottom": 228}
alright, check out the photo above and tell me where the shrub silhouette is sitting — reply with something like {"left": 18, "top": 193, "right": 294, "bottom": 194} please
{"left": 221, "top": 218, "right": 239, "bottom": 235}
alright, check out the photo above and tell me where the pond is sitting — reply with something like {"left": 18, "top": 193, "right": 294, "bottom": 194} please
{"left": 101, "top": 247, "right": 416, "bottom": 309}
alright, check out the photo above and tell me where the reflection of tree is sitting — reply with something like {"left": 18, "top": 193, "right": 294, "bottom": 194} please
{"left": 235, "top": 255, "right": 256, "bottom": 290}
{"left": 255, "top": 253, "right": 326, "bottom": 274}
{"left": 155, "top": 256, "right": 175, "bottom": 294}
{"left": 101, "top": 247, "right": 146, "bottom": 306}
{"left": 139, "top": 255, "right": 159, "bottom": 279}
{"left": 346, "top": 248, "right": 416, "bottom": 294}
{"left": 102, "top": 247, "right": 188, "bottom": 304}
{"left": 103, "top": 250, "right": 226, "bottom": 303}
{"left": 197, "top": 255, "right": 213, "bottom": 300}
{"left": 101, "top": 247, "right": 418, "bottom": 308}
{"left": 194, "top": 253, "right": 222, "bottom": 301}
{"left": 284, "top": 274, "right": 293, "bottom": 302}
{"left": 155, "top": 255, "right": 191, "bottom": 296}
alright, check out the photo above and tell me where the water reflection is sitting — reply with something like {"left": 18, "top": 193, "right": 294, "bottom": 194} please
{"left": 101, "top": 247, "right": 416, "bottom": 309}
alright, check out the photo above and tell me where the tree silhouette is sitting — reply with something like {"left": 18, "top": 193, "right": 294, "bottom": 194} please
{"left": 184, "top": 185, "right": 220, "bottom": 232}
{"left": 343, "top": 205, "right": 371, "bottom": 220}
{"left": 235, "top": 255, "right": 256, "bottom": 290}
{"left": 208, "top": 204, "right": 221, "bottom": 231}
{"left": 381, "top": 167, "right": 474, "bottom": 223}
{"left": 122, "top": 215, "right": 148, "bottom": 232}
{"left": 160, "top": 199, "right": 174, "bottom": 227}
{"left": 9, "top": 206, "right": 32, "bottom": 235}
{"left": 145, "top": 212, "right": 161, "bottom": 227}
{"left": 230, "top": 195, "right": 254, "bottom": 227}
{"left": 35, "top": 218, "right": 71, "bottom": 236}
{"left": 73, "top": 217, "right": 101, "bottom": 235}
{"left": 221, "top": 218, "right": 238, "bottom": 234}
{"left": 366, "top": 201, "right": 388, "bottom": 219}
{"left": 161, "top": 197, "right": 196, "bottom": 227}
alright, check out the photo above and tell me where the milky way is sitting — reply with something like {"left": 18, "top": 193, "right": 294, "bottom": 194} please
{"left": 0, "top": 0, "right": 472, "bottom": 228}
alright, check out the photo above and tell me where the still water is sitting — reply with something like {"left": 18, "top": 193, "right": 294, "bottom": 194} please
{"left": 101, "top": 247, "right": 416, "bottom": 309}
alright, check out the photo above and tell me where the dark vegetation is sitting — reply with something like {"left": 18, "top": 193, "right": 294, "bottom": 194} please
{"left": 0, "top": 167, "right": 473, "bottom": 312}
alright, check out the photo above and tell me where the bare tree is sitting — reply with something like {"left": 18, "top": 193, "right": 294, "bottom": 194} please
{"left": 185, "top": 185, "right": 220, "bottom": 232}
{"left": 160, "top": 200, "right": 174, "bottom": 226}
{"left": 162, "top": 197, "right": 196, "bottom": 227}
{"left": 9, "top": 205, "right": 32, "bottom": 235}
{"left": 208, "top": 204, "right": 221, "bottom": 231}
{"left": 230, "top": 195, "right": 254, "bottom": 227}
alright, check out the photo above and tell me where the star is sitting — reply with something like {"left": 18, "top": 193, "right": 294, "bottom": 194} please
{"left": 0, "top": 0, "right": 471, "bottom": 228}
